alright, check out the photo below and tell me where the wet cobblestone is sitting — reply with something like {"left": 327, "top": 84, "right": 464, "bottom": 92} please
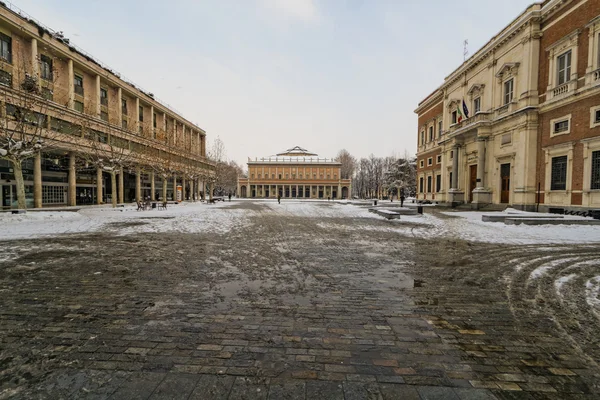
{"left": 1, "top": 202, "right": 599, "bottom": 399}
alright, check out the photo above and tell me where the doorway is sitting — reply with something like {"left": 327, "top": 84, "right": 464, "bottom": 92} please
{"left": 500, "top": 163, "right": 511, "bottom": 203}
{"left": 469, "top": 165, "right": 477, "bottom": 202}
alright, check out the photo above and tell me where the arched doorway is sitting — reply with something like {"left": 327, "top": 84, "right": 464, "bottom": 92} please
{"left": 342, "top": 187, "right": 349, "bottom": 199}
{"left": 240, "top": 186, "right": 247, "bottom": 198}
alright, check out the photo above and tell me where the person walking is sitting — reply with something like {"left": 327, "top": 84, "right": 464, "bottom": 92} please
{"left": 400, "top": 188, "right": 405, "bottom": 208}
{"left": 228, "top": 193, "right": 232, "bottom": 202}
{"left": 277, "top": 193, "right": 281, "bottom": 204}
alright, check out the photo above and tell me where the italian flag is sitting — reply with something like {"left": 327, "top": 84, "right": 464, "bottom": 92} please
{"left": 457, "top": 105, "right": 464, "bottom": 123}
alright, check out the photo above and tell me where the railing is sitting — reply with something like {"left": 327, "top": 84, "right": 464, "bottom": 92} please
{"left": 552, "top": 82, "right": 570, "bottom": 97}
{"left": 497, "top": 104, "right": 509, "bottom": 115}
{"left": 447, "top": 112, "right": 491, "bottom": 135}
{"left": 249, "top": 157, "right": 339, "bottom": 164}
{"left": 0, "top": 0, "right": 202, "bottom": 129}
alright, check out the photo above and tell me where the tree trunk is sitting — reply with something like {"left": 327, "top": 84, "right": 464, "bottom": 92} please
{"left": 111, "top": 170, "right": 117, "bottom": 208}
{"left": 12, "top": 159, "right": 27, "bottom": 209}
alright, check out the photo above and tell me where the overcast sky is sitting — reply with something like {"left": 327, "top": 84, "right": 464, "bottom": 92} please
{"left": 16, "top": 0, "right": 532, "bottom": 167}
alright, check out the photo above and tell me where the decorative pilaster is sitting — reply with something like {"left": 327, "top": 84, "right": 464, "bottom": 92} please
{"left": 33, "top": 152, "right": 42, "bottom": 208}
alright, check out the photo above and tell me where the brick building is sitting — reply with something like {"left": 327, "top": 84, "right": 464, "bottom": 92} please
{"left": 537, "top": 0, "right": 600, "bottom": 210}
{"left": 0, "top": 3, "right": 213, "bottom": 208}
{"left": 415, "top": 0, "right": 600, "bottom": 211}
{"left": 237, "top": 146, "right": 351, "bottom": 199}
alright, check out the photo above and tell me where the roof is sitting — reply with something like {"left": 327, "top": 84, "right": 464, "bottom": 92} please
{"left": 276, "top": 146, "right": 318, "bottom": 157}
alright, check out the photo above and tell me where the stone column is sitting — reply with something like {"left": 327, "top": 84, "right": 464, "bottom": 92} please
{"left": 135, "top": 166, "right": 141, "bottom": 202}
{"left": 67, "top": 59, "right": 74, "bottom": 109}
{"left": 150, "top": 105, "right": 154, "bottom": 139}
{"left": 95, "top": 75, "right": 101, "bottom": 117}
{"left": 31, "top": 38, "right": 39, "bottom": 89}
{"left": 116, "top": 87, "right": 123, "bottom": 122}
{"left": 476, "top": 138, "right": 486, "bottom": 188}
{"left": 118, "top": 168, "right": 124, "bottom": 204}
{"left": 451, "top": 145, "right": 459, "bottom": 190}
{"left": 33, "top": 152, "right": 42, "bottom": 208}
{"left": 96, "top": 167, "right": 103, "bottom": 204}
{"left": 296, "top": 185, "right": 298, "bottom": 198}
{"left": 150, "top": 171, "right": 155, "bottom": 201}
{"left": 182, "top": 176, "right": 186, "bottom": 200}
{"left": 338, "top": 184, "right": 341, "bottom": 199}
{"left": 173, "top": 174, "right": 177, "bottom": 201}
{"left": 134, "top": 97, "right": 140, "bottom": 133}
{"left": 68, "top": 152, "right": 76, "bottom": 206}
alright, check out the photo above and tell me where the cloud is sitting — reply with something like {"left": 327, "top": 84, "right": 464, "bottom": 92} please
{"left": 259, "top": 0, "right": 320, "bottom": 22}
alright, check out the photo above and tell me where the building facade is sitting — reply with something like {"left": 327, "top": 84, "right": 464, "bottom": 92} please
{"left": 537, "top": 0, "right": 600, "bottom": 209}
{"left": 237, "top": 146, "right": 351, "bottom": 199}
{"left": 0, "top": 3, "right": 213, "bottom": 208}
{"left": 415, "top": 0, "right": 600, "bottom": 211}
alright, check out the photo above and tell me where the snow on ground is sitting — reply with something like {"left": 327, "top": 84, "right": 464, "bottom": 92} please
{"left": 1, "top": 201, "right": 600, "bottom": 245}
{"left": 585, "top": 277, "right": 600, "bottom": 309}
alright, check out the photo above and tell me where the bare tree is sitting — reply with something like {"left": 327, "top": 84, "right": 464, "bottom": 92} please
{"left": 335, "top": 149, "right": 356, "bottom": 180}
{"left": 0, "top": 51, "right": 65, "bottom": 209}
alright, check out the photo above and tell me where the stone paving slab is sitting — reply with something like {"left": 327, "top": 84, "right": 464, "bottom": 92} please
{"left": 1, "top": 203, "right": 599, "bottom": 399}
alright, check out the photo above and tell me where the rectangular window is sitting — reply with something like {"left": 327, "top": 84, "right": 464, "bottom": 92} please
{"left": 420, "top": 160, "right": 424, "bottom": 168}
{"left": 50, "top": 117, "right": 81, "bottom": 136}
{"left": 473, "top": 97, "right": 481, "bottom": 114}
{"left": 437, "top": 155, "right": 442, "bottom": 163}
{"left": 419, "top": 177, "right": 424, "bottom": 193}
{"left": 100, "top": 88, "right": 108, "bottom": 106}
{"left": 592, "top": 151, "right": 600, "bottom": 190}
{"left": 420, "top": 131, "right": 425, "bottom": 145}
{"left": 504, "top": 79, "right": 514, "bottom": 105}
{"left": 451, "top": 110, "right": 457, "bottom": 124}
{"left": 100, "top": 111, "right": 108, "bottom": 121}
{"left": 153, "top": 113, "right": 157, "bottom": 128}
{"left": 0, "top": 69, "right": 12, "bottom": 87}
{"left": 0, "top": 32, "right": 11, "bottom": 63}
{"left": 553, "top": 120, "right": 569, "bottom": 134}
{"left": 122, "top": 99, "right": 128, "bottom": 115}
{"left": 429, "top": 126, "right": 433, "bottom": 142}
{"left": 557, "top": 50, "right": 571, "bottom": 86}
{"left": 139, "top": 105, "right": 144, "bottom": 121}
{"left": 427, "top": 157, "right": 432, "bottom": 166}
{"left": 74, "top": 100, "right": 84, "bottom": 113}
{"left": 595, "top": 109, "right": 600, "bottom": 124}
{"left": 122, "top": 119, "right": 128, "bottom": 129}
{"left": 427, "top": 176, "right": 432, "bottom": 193}
{"left": 40, "top": 54, "right": 53, "bottom": 81}
{"left": 550, "top": 155, "right": 568, "bottom": 191}
{"left": 438, "top": 120, "right": 442, "bottom": 138}
{"left": 74, "top": 75, "right": 83, "bottom": 95}
{"left": 449, "top": 172, "right": 453, "bottom": 188}
{"left": 436, "top": 175, "right": 441, "bottom": 192}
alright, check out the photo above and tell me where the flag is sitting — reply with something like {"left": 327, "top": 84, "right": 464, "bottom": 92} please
{"left": 462, "top": 99, "right": 469, "bottom": 119}
{"left": 457, "top": 105, "right": 464, "bottom": 123}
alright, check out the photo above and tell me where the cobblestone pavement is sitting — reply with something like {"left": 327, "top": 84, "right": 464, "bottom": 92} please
{"left": 1, "top": 201, "right": 600, "bottom": 399}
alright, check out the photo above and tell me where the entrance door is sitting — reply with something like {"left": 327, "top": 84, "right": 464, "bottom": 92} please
{"left": 500, "top": 163, "right": 510, "bottom": 203}
{"left": 1, "top": 185, "right": 11, "bottom": 208}
{"left": 469, "top": 165, "right": 477, "bottom": 202}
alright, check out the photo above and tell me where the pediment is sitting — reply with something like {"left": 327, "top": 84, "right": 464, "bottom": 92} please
{"left": 467, "top": 83, "right": 485, "bottom": 96}
{"left": 447, "top": 99, "right": 461, "bottom": 109}
{"left": 495, "top": 62, "right": 520, "bottom": 78}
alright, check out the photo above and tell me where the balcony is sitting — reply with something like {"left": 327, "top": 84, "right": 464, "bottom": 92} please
{"left": 446, "top": 112, "right": 492, "bottom": 137}
{"left": 547, "top": 79, "right": 576, "bottom": 102}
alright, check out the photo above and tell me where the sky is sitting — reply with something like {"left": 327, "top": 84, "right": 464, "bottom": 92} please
{"left": 13, "top": 0, "right": 533, "bottom": 167}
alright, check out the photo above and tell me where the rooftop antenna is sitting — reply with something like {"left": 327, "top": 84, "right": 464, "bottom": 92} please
{"left": 463, "top": 39, "right": 469, "bottom": 62}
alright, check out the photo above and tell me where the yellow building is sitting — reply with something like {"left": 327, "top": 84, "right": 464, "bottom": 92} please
{"left": 238, "top": 146, "right": 351, "bottom": 199}
{"left": 0, "top": 3, "right": 213, "bottom": 208}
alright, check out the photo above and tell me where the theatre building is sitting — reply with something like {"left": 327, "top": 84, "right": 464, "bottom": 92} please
{"left": 237, "top": 146, "right": 351, "bottom": 199}
{"left": 0, "top": 3, "right": 213, "bottom": 208}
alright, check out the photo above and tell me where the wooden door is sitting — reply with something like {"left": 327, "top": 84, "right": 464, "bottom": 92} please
{"left": 469, "top": 165, "right": 477, "bottom": 202}
{"left": 500, "top": 163, "right": 510, "bottom": 203}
